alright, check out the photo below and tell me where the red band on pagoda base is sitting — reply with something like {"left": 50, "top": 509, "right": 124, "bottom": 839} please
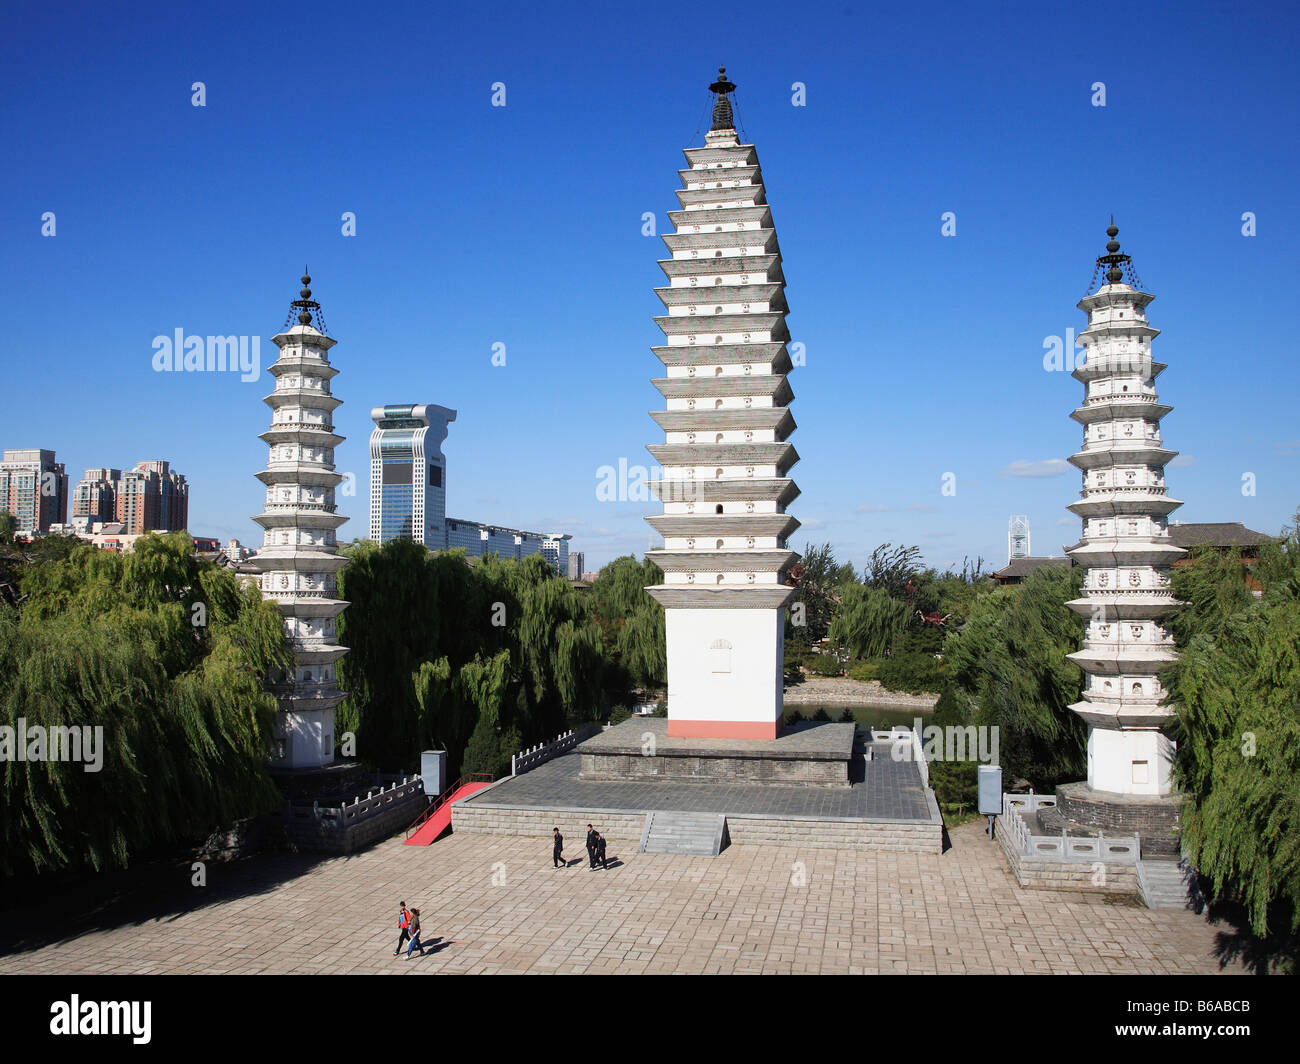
{"left": 667, "top": 719, "right": 782, "bottom": 740}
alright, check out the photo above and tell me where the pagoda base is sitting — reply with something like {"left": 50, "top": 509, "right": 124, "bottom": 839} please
{"left": 578, "top": 718, "right": 854, "bottom": 789}
{"left": 1036, "top": 782, "right": 1183, "bottom": 858}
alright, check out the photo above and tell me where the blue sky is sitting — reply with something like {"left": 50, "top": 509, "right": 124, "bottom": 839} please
{"left": 2, "top": 0, "right": 1297, "bottom": 573}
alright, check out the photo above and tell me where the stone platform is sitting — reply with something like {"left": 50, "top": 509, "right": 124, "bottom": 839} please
{"left": 452, "top": 728, "right": 942, "bottom": 854}
{"left": 578, "top": 718, "right": 855, "bottom": 789}
{"left": 1036, "top": 782, "right": 1182, "bottom": 859}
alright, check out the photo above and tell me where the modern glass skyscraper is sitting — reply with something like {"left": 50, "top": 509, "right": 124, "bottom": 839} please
{"left": 368, "top": 403, "right": 572, "bottom": 573}
{"left": 368, "top": 404, "right": 456, "bottom": 548}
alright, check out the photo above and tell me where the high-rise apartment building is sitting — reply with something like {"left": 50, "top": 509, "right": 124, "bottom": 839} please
{"left": 73, "top": 468, "right": 121, "bottom": 523}
{"left": 115, "top": 461, "right": 189, "bottom": 534}
{"left": 0, "top": 449, "right": 68, "bottom": 533}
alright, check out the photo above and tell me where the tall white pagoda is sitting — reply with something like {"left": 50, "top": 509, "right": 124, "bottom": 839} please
{"left": 1064, "top": 224, "right": 1184, "bottom": 796}
{"left": 644, "top": 69, "right": 800, "bottom": 740}
{"left": 251, "top": 272, "right": 350, "bottom": 770}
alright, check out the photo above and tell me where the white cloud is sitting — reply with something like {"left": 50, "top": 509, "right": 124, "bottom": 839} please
{"left": 801, "top": 517, "right": 827, "bottom": 530}
{"left": 1056, "top": 516, "right": 1076, "bottom": 526}
{"left": 906, "top": 503, "right": 939, "bottom": 513}
{"left": 1168, "top": 455, "right": 1196, "bottom": 468}
{"left": 1001, "top": 458, "right": 1071, "bottom": 478}
{"left": 855, "top": 504, "right": 892, "bottom": 513}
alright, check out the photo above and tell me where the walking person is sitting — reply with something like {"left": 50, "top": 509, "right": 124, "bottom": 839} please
{"left": 393, "top": 902, "right": 410, "bottom": 956}
{"left": 595, "top": 831, "right": 608, "bottom": 870}
{"left": 553, "top": 827, "right": 566, "bottom": 868}
{"left": 586, "top": 824, "right": 598, "bottom": 868}
{"left": 405, "top": 908, "right": 425, "bottom": 959}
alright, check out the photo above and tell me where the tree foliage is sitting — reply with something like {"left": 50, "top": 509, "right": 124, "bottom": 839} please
{"left": 0, "top": 534, "right": 288, "bottom": 878}
{"left": 1166, "top": 520, "right": 1300, "bottom": 940}
{"left": 338, "top": 542, "right": 638, "bottom": 776}
{"left": 829, "top": 583, "right": 911, "bottom": 660}
{"left": 943, "top": 565, "right": 1086, "bottom": 789}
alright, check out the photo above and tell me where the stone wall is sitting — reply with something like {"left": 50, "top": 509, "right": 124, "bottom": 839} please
{"left": 725, "top": 814, "right": 942, "bottom": 853}
{"left": 452, "top": 803, "right": 646, "bottom": 846}
{"left": 452, "top": 800, "right": 942, "bottom": 855}
{"left": 579, "top": 751, "right": 848, "bottom": 788}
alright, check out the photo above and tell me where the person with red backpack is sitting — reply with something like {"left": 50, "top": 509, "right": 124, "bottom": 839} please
{"left": 393, "top": 902, "right": 410, "bottom": 956}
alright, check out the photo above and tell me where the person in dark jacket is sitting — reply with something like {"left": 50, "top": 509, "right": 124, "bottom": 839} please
{"left": 594, "top": 831, "right": 607, "bottom": 870}
{"left": 405, "top": 907, "right": 424, "bottom": 959}
{"left": 586, "top": 824, "right": 598, "bottom": 868}
{"left": 553, "top": 827, "right": 565, "bottom": 868}
{"left": 393, "top": 902, "right": 410, "bottom": 956}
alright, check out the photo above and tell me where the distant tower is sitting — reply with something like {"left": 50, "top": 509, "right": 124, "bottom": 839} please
{"left": 644, "top": 68, "right": 801, "bottom": 740}
{"left": 1064, "top": 223, "right": 1183, "bottom": 796}
{"left": 251, "top": 272, "right": 349, "bottom": 770}
{"left": 368, "top": 404, "right": 456, "bottom": 548}
{"left": 1008, "top": 515, "right": 1030, "bottom": 562}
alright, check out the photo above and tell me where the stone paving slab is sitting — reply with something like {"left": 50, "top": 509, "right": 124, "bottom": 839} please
{"left": 466, "top": 747, "right": 932, "bottom": 822}
{"left": 0, "top": 822, "right": 1240, "bottom": 975}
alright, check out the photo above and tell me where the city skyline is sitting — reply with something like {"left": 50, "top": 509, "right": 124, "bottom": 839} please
{"left": 2, "top": 1, "right": 1297, "bottom": 571}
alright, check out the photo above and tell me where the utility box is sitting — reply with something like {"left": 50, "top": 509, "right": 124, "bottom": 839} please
{"left": 977, "top": 765, "right": 1003, "bottom": 815}
{"left": 420, "top": 750, "right": 447, "bottom": 797}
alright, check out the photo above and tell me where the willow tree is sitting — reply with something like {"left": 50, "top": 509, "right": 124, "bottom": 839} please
{"left": 1165, "top": 519, "right": 1300, "bottom": 945}
{"left": 589, "top": 556, "right": 665, "bottom": 692}
{"left": 0, "top": 534, "right": 288, "bottom": 879}
{"left": 829, "top": 583, "right": 911, "bottom": 660}
{"left": 942, "top": 565, "right": 1086, "bottom": 789}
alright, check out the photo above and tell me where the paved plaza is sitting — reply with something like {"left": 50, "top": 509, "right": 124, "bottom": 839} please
{"left": 0, "top": 822, "right": 1239, "bottom": 975}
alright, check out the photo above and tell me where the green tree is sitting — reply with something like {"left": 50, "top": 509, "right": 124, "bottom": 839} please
{"left": 829, "top": 583, "right": 911, "bottom": 660}
{"left": 1165, "top": 518, "right": 1300, "bottom": 944}
{"left": 0, "top": 533, "right": 288, "bottom": 878}
{"left": 943, "top": 565, "right": 1086, "bottom": 789}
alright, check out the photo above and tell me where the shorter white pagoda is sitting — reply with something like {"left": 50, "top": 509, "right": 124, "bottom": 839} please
{"left": 1065, "top": 224, "right": 1183, "bottom": 796}
{"left": 251, "top": 273, "right": 350, "bottom": 769}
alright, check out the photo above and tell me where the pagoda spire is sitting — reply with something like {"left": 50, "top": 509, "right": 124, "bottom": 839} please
{"left": 286, "top": 267, "right": 328, "bottom": 333}
{"left": 1088, "top": 218, "right": 1144, "bottom": 292}
{"left": 708, "top": 66, "right": 736, "bottom": 131}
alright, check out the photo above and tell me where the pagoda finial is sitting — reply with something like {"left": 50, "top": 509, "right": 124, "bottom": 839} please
{"left": 1089, "top": 218, "right": 1143, "bottom": 291}
{"left": 708, "top": 65, "right": 736, "bottom": 131}
{"left": 287, "top": 267, "right": 328, "bottom": 332}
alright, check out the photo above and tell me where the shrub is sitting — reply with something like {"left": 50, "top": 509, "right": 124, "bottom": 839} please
{"left": 808, "top": 653, "right": 844, "bottom": 678}
{"left": 877, "top": 652, "right": 946, "bottom": 694}
{"left": 847, "top": 661, "right": 880, "bottom": 683}
{"left": 609, "top": 704, "right": 632, "bottom": 725}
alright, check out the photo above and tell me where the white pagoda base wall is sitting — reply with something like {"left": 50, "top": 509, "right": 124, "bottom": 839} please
{"left": 276, "top": 708, "right": 336, "bottom": 771}
{"left": 664, "top": 607, "right": 785, "bottom": 739}
{"left": 1086, "top": 725, "right": 1175, "bottom": 796}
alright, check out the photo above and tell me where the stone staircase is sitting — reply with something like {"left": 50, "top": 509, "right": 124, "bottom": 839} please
{"left": 1137, "top": 857, "right": 1197, "bottom": 910}
{"left": 638, "top": 811, "right": 728, "bottom": 856}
